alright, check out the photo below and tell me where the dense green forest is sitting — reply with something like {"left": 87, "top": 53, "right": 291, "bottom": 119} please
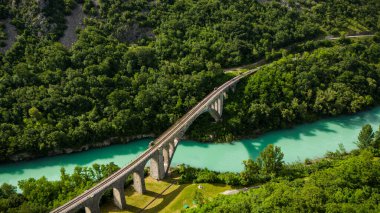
{"left": 1, "top": 124, "right": 379, "bottom": 212}
{"left": 0, "top": 0, "right": 379, "bottom": 162}
{"left": 0, "top": 0, "right": 379, "bottom": 212}
{"left": 189, "top": 38, "right": 380, "bottom": 141}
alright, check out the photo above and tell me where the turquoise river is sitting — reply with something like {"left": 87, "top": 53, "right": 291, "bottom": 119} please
{"left": 1, "top": 107, "right": 380, "bottom": 188}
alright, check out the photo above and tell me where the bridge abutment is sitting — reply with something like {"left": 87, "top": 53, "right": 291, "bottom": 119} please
{"left": 133, "top": 167, "right": 146, "bottom": 194}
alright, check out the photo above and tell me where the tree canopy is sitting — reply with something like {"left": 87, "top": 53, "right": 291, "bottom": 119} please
{"left": 0, "top": 0, "right": 379, "bottom": 162}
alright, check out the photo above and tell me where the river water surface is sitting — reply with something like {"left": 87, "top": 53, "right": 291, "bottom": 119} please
{"left": 1, "top": 107, "right": 380, "bottom": 187}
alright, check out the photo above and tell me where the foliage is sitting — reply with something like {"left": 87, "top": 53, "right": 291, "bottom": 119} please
{"left": 0, "top": 163, "right": 119, "bottom": 212}
{"left": 193, "top": 190, "right": 205, "bottom": 207}
{"left": 257, "top": 144, "right": 284, "bottom": 175}
{"left": 356, "top": 124, "right": 374, "bottom": 149}
{"left": 355, "top": 124, "right": 380, "bottom": 156}
{"left": 0, "top": 0, "right": 379, "bottom": 162}
{"left": 175, "top": 144, "right": 284, "bottom": 186}
{"left": 189, "top": 150, "right": 380, "bottom": 213}
{"left": 189, "top": 38, "right": 380, "bottom": 141}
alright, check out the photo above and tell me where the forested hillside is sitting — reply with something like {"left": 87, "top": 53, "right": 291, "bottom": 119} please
{"left": 0, "top": 0, "right": 379, "bottom": 162}
{"left": 189, "top": 38, "right": 380, "bottom": 141}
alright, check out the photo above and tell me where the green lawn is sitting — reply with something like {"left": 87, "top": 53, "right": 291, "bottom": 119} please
{"left": 162, "top": 183, "right": 232, "bottom": 213}
{"left": 101, "top": 177, "right": 232, "bottom": 213}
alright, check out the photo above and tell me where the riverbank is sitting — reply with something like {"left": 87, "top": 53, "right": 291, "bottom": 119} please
{"left": 4, "top": 105, "right": 379, "bottom": 164}
{"left": 7, "top": 134, "right": 155, "bottom": 163}
{"left": 2, "top": 34, "right": 377, "bottom": 164}
{"left": 1, "top": 106, "right": 380, "bottom": 193}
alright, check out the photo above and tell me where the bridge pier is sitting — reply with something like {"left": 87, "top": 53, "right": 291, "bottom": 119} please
{"left": 231, "top": 84, "right": 236, "bottom": 92}
{"left": 208, "top": 95, "right": 224, "bottom": 122}
{"left": 84, "top": 194, "right": 102, "bottom": 213}
{"left": 218, "top": 94, "right": 223, "bottom": 116}
{"left": 50, "top": 67, "right": 258, "bottom": 213}
{"left": 169, "top": 140, "right": 175, "bottom": 157}
{"left": 150, "top": 149, "right": 165, "bottom": 180}
{"left": 113, "top": 180, "right": 127, "bottom": 209}
{"left": 133, "top": 167, "right": 146, "bottom": 194}
{"left": 168, "top": 138, "right": 179, "bottom": 165}
{"left": 163, "top": 145, "right": 170, "bottom": 172}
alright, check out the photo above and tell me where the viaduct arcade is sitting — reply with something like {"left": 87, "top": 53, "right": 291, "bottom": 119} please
{"left": 51, "top": 67, "right": 260, "bottom": 213}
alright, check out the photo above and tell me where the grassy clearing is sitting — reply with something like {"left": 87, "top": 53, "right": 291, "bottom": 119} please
{"left": 101, "top": 176, "right": 233, "bottom": 213}
{"left": 162, "top": 183, "right": 232, "bottom": 212}
{"left": 224, "top": 68, "right": 248, "bottom": 76}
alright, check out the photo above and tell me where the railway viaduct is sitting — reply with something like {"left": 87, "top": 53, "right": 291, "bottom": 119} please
{"left": 51, "top": 67, "right": 261, "bottom": 213}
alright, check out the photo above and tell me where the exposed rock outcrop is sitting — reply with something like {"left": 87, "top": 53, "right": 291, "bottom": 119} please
{"left": 0, "top": 19, "right": 17, "bottom": 53}
{"left": 59, "top": 4, "right": 86, "bottom": 48}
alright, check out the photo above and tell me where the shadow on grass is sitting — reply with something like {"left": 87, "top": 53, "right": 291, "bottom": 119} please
{"left": 104, "top": 176, "right": 184, "bottom": 212}
{"left": 143, "top": 184, "right": 187, "bottom": 213}
{"left": 144, "top": 189, "right": 161, "bottom": 198}
{"left": 125, "top": 204, "right": 143, "bottom": 212}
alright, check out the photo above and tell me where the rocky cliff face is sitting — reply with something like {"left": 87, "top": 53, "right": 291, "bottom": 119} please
{"left": 35, "top": 0, "right": 47, "bottom": 9}
{"left": 9, "top": 0, "right": 63, "bottom": 37}
{"left": 11, "top": 0, "right": 46, "bottom": 9}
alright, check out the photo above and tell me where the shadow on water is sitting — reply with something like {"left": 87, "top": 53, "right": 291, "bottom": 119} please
{"left": 0, "top": 139, "right": 151, "bottom": 176}
{"left": 2, "top": 107, "right": 380, "bottom": 185}
{"left": 240, "top": 106, "right": 380, "bottom": 160}
{"left": 238, "top": 121, "right": 338, "bottom": 160}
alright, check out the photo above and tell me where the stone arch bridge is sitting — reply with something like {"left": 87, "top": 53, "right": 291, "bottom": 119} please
{"left": 51, "top": 67, "right": 261, "bottom": 213}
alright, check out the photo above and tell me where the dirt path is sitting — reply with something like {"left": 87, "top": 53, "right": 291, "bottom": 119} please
{"left": 0, "top": 19, "right": 17, "bottom": 54}
{"left": 220, "top": 185, "right": 260, "bottom": 195}
{"left": 223, "top": 34, "right": 375, "bottom": 73}
{"left": 59, "top": 4, "right": 86, "bottom": 48}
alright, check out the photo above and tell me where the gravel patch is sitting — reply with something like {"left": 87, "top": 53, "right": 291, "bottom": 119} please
{"left": 0, "top": 18, "right": 17, "bottom": 54}
{"left": 220, "top": 186, "right": 260, "bottom": 195}
{"left": 59, "top": 4, "right": 86, "bottom": 48}
{"left": 92, "top": 0, "right": 99, "bottom": 7}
